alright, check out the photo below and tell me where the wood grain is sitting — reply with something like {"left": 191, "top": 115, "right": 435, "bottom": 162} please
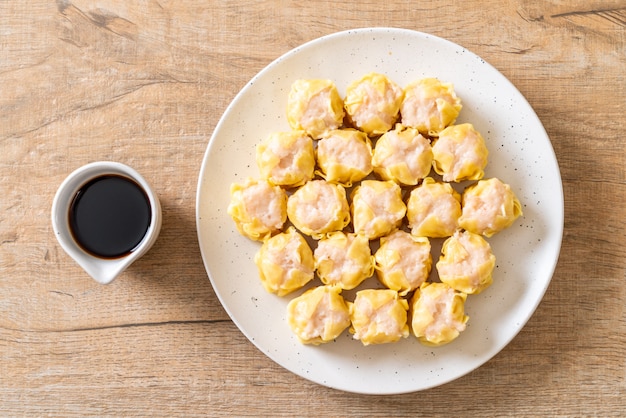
{"left": 1, "top": 0, "right": 625, "bottom": 415}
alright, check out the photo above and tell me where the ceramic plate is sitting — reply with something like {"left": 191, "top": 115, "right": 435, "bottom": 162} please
{"left": 196, "top": 28, "right": 563, "bottom": 394}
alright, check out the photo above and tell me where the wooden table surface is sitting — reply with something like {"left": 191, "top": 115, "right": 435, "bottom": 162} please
{"left": 2, "top": 0, "right": 625, "bottom": 416}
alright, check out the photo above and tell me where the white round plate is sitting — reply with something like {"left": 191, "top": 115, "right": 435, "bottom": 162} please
{"left": 196, "top": 28, "right": 563, "bottom": 394}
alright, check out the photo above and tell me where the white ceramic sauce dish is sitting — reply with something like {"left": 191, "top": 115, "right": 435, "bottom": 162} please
{"left": 52, "top": 161, "right": 162, "bottom": 284}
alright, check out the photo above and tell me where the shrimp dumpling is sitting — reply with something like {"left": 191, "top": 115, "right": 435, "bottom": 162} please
{"left": 432, "top": 123, "right": 488, "bottom": 182}
{"left": 348, "top": 289, "right": 410, "bottom": 345}
{"left": 287, "top": 79, "right": 345, "bottom": 139}
{"left": 254, "top": 227, "right": 315, "bottom": 296}
{"left": 344, "top": 73, "right": 404, "bottom": 136}
{"left": 287, "top": 180, "right": 350, "bottom": 239}
{"left": 256, "top": 130, "right": 315, "bottom": 188}
{"left": 372, "top": 125, "right": 433, "bottom": 186}
{"left": 350, "top": 180, "right": 407, "bottom": 240}
{"left": 374, "top": 230, "right": 432, "bottom": 296}
{"left": 410, "top": 282, "right": 469, "bottom": 346}
{"left": 314, "top": 232, "right": 374, "bottom": 290}
{"left": 227, "top": 178, "right": 287, "bottom": 241}
{"left": 436, "top": 230, "right": 496, "bottom": 295}
{"left": 406, "top": 177, "right": 461, "bottom": 238}
{"left": 316, "top": 128, "right": 373, "bottom": 187}
{"left": 287, "top": 285, "right": 351, "bottom": 345}
{"left": 459, "top": 178, "right": 523, "bottom": 237}
{"left": 400, "top": 78, "right": 462, "bottom": 136}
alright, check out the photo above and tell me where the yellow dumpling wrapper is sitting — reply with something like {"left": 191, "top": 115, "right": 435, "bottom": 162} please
{"left": 400, "top": 78, "right": 462, "bottom": 136}
{"left": 287, "top": 180, "right": 350, "bottom": 239}
{"left": 351, "top": 180, "right": 407, "bottom": 240}
{"left": 410, "top": 282, "right": 468, "bottom": 346}
{"left": 227, "top": 178, "right": 287, "bottom": 242}
{"left": 374, "top": 230, "right": 432, "bottom": 296}
{"left": 287, "top": 79, "right": 345, "bottom": 139}
{"left": 432, "top": 123, "right": 488, "bottom": 182}
{"left": 372, "top": 124, "right": 433, "bottom": 186}
{"left": 344, "top": 73, "right": 404, "bottom": 136}
{"left": 459, "top": 178, "right": 523, "bottom": 237}
{"left": 436, "top": 230, "right": 496, "bottom": 294}
{"left": 348, "top": 289, "right": 409, "bottom": 345}
{"left": 407, "top": 177, "right": 461, "bottom": 238}
{"left": 254, "top": 227, "right": 314, "bottom": 296}
{"left": 316, "top": 129, "right": 373, "bottom": 187}
{"left": 314, "top": 232, "right": 374, "bottom": 290}
{"left": 256, "top": 130, "right": 315, "bottom": 188}
{"left": 286, "top": 285, "right": 351, "bottom": 345}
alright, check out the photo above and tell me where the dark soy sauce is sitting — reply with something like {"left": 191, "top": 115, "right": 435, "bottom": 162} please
{"left": 69, "top": 175, "right": 151, "bottom": 258}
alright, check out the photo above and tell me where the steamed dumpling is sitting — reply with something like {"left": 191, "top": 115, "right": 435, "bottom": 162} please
{"left": 400, "top": 78, "right": 462, "bottom": 136}
{"left": 314, "top": 232, "right": 374, "bottom": 290}
{"left": 287, "top": 180, "right": 350, "bottom": 239}
{"left": 344, "top": 73, "right": 404, "bottom": 135}
{"left": 350, "top": 180, "right": 406, "bottom": 240}
{"left": 432, "top": 123, "right": 488, "bottom": 182}
{"left": 371, "top": 125, "right": 433, "bottom": 186}
{"left": 286, "top": 285, "right": 351, "bottom": 345}
{"left": 256, "top": 130, "right": 315, "bottom": 188}
{"left": 374, "top": 230, "right": 432, "bottom": 296}
{"left": 316, "top": 128, "right": 373, "bottom": 187}
{"left": 406, "top": 177, "right": 461, "bottom": 238}
{"left": 410, "top": 282, "right": 468, "bottom": 346}
{"left": 228, "top": 178, "right": 287, "bottom": 241}
{"left": 287, "top": 79, "right": 345, "bottom": 139}
{"left": 254, "top": 227, "right": 314, "bottom": 296}
{"left": 459, "top": 178, "right": 523, "bottom": 237}
{"left": 348, "top": 289, "right": 409, "bottom": 345}
{"left": 436, "top": 230, "right": 496, "bottom": 294}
